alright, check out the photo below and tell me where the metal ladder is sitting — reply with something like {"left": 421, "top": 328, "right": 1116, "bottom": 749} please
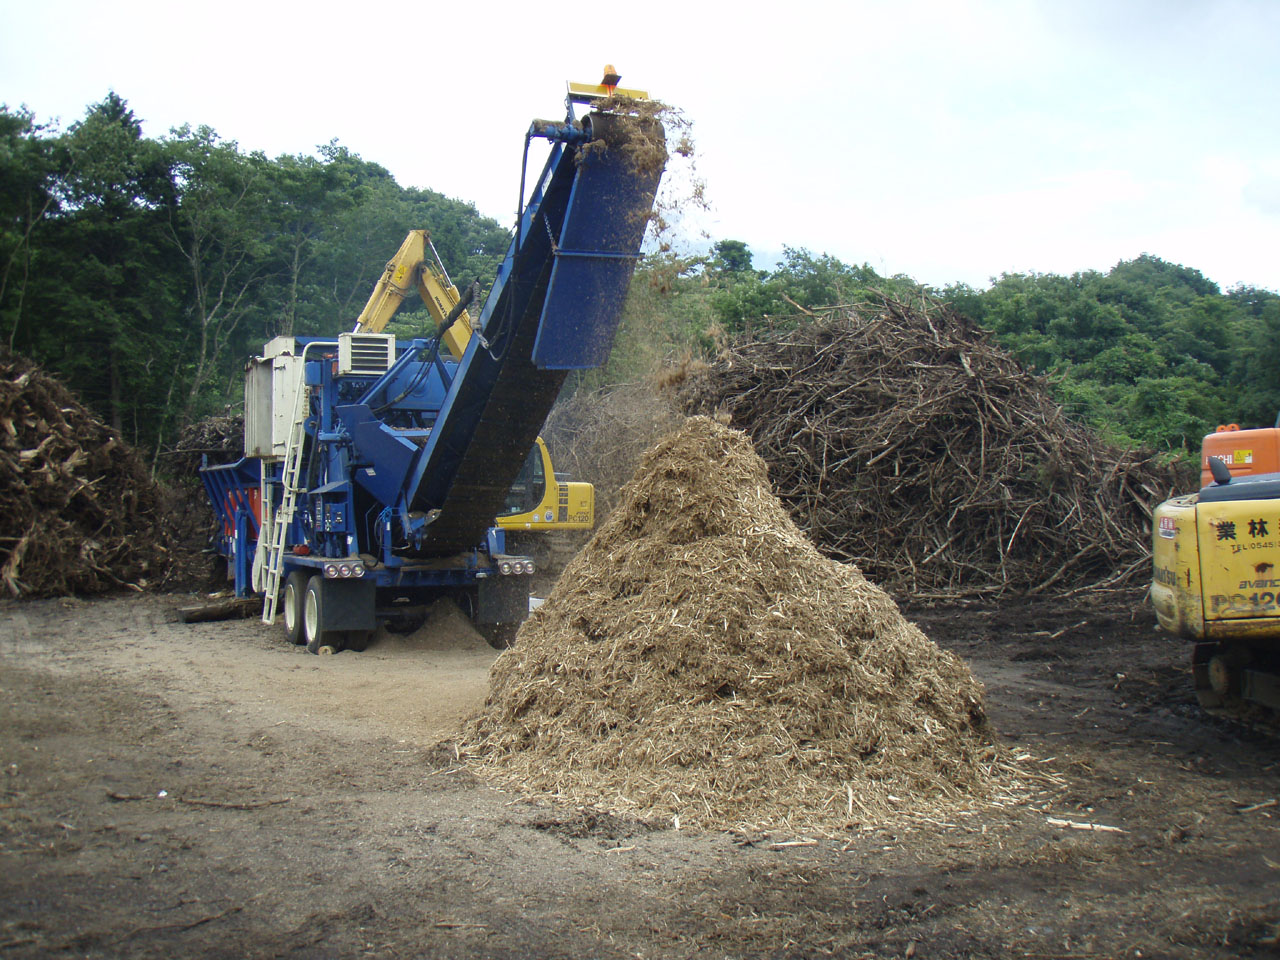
{"left": 261, "top": 375, "right": 309, "bottom": 625}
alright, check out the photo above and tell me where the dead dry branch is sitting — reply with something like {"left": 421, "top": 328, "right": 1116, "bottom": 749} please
{"left": 168, "top": 412, "right": 244, "bottom": 474}
{"left": 543, "top": 381, "right": 682, "bottom": 521}
{"left": 677, "top": 294, "right": 1190, "bottom": 598}
{"left": 0, "top": 352, "right": 168, "bottom": 597}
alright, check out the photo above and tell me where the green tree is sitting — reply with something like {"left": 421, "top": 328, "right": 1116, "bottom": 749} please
{"left": 950, "top": 256, "right": 1265, "bottom": 452}
{"left": 705, "top": 246, "right": 923, "bottom": 336}
{"left": 162, "top": 125, "right": 277, "bottom": 429}
{"left": 0, "top": 105, "right": 66, "bottom": 351}
{"left": 708, "top": 239, "right": 754, "bottom": 274}
{"left": 13, "top": 95, "right": 184, "bottom": 450}
{"left": 261, "top": 146, "right": 367, "bottom": 337}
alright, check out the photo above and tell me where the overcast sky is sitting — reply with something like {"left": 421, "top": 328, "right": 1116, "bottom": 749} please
{"left": 3, "top": 0, "right": 1278, "bottom": 291}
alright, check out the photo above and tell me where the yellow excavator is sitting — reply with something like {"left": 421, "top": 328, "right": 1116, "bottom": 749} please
{"left": 352, "top": 229, "right": 594, "bottom": 534}
{"left": 1152, "top": 421, "right": 1280, "bottom": 715}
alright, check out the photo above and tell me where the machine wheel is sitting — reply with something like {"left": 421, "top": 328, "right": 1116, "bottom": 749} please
{"left": 481, "top": 622, "right": 519, "bottom": 650}
{"left": 1192, "top": 642, "right": 1271, "bottom": 719}
{"left": 303, "top": 574, "right": 343, "bottom": 655}
{"left": 343, "top": 630, "right": 373, "bottom": 653}
{"left": 1208, "top": 644, "right": 1252, "bottom": 697}
{"left": 282, "top": 571, "right": 308, "bottom": 645}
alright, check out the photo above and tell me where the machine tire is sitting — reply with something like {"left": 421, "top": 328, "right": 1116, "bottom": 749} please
{"left": 282, "top": 570, "right": 308, "bottom": 645}
{"left": 481, "top": 622, "right": 519, "bottom": 650}
{"left": 343, "top": 630, "right": 373, "bottom": 653}
{"left": 303, "top": 574, "right": 344, "bottom": 655}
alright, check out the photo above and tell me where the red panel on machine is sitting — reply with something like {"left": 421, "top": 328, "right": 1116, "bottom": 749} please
{"left": 221, "top": 487, "right": 262, "bottom": 537}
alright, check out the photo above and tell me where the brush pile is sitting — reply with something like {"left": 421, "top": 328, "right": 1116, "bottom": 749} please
{"left": 678, "top": 294, "right": 1186, "bottom": 598}
{"left": 0, "top": 352, "right": 167, "bottom": 597}
{"left": 464, "top": 417, "right": 998, "bottom": 832}
{"left": 170, "top": 412, "right": 244, "bottom": 474}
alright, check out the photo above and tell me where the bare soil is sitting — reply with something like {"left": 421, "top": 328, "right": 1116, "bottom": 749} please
{"left": 1, "top": 590, "right": 1277, "bottom": 959}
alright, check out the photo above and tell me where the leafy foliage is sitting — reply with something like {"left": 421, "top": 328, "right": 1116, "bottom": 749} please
{"left": 706, "top": 245, "right": 922, "bottom": 337}
{"left": 1, "top": 93, "right": 1276, "bottom": 466}
{"left": 947, "top": 254, "right": 1280, "bottom": 450}
{"left": 0, "top": 95, "right": 511, "bottom": 460}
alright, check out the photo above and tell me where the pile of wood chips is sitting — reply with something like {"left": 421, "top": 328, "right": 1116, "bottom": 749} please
{"left": 678, "top": 294, "right": 1188, "bottom": 598}
{"left": 464, "top": 417, "right": 1001, "bottom": 833}
{"left": 0, "top": 352, "right": 167, "bottom": 597}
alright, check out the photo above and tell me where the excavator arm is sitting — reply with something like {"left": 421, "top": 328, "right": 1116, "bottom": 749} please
{"left": 353, "top": 229, "right": 474, "bottom": 360}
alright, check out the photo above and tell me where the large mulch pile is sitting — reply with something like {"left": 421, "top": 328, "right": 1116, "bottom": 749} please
{"left": 678, "top": 294, "right": 1189, "bottom": 599}
{"left": 463, "top": 416, "right": 1006, "bottom": 833}
{"left": 0, "top": 352, "right": 168, "bottom": 597}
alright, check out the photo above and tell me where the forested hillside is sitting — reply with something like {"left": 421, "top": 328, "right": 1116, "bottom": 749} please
{"left": 3, "top": 94, "right": 1276, "bottom": 468}
{"left": 948, "top": 258, "right": 1280, "bottom": 451}
{"left": 0, "top": 95, "right": 510, "bottom": 459}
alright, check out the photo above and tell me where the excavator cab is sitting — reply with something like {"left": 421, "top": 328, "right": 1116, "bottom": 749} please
{"left": 496, "top": 437, "right": 593, "bottom": 531}
{"left": 501, "top": 446, "right": 546, "bottom": 517}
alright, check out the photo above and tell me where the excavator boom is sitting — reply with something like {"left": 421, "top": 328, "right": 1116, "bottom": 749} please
{"left": 353, "top": 229, "right": 473, "bottom": 359}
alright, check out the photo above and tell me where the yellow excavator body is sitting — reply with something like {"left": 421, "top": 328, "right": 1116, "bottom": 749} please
{"left": 1152, "top": 428, "right": 1280, "bottom": 712}
{"left": 496, "top": 437, "right": 594, "bottom": 532}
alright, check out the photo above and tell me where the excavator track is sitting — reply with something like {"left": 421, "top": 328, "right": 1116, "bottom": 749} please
{"left": 1191, "top": 639, "right": 1280, "bottom": 729}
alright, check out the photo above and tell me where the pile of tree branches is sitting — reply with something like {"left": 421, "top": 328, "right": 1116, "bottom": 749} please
{"left": 170, "top": 413, "right": 245, "bottom": 475}
{"left": 0, "top": 352, "right": 168, "bottom": 597}
{"left": 678, "top": 294, "right": 1191, "bottom": 599}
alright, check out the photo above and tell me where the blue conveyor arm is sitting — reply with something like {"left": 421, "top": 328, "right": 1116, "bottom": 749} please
{"left": 399, "top": 109, "right": 665, "bottom": 555}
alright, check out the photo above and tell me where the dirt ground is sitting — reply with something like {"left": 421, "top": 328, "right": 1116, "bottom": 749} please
{"left": 1, "top": 588, "right": 1277, "bottom": 959}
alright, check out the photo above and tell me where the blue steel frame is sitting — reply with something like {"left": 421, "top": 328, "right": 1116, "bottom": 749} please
{"left": 200, "top": 341, "right": 512, "bottom": 600}
{"left": 199, "top": 457, "right": 262, "bottom": 596}
{"left": 197, "top": 92, "right": 662, "bottom": 620}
